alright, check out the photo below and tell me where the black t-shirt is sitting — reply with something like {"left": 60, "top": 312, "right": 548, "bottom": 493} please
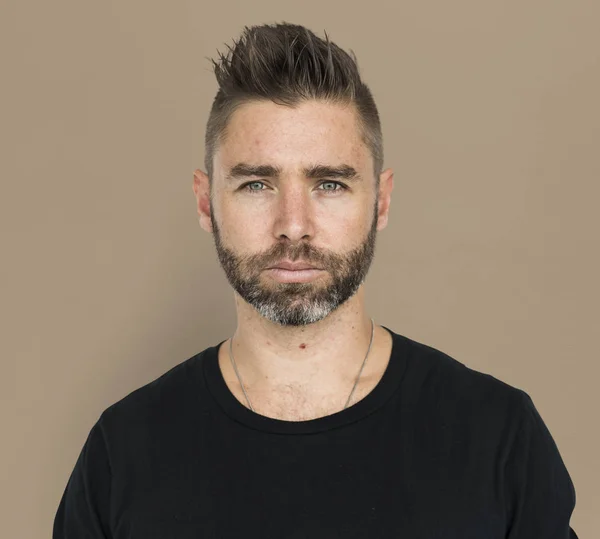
{"left": 53, "top": 326, "right": 578, "bottom": 538}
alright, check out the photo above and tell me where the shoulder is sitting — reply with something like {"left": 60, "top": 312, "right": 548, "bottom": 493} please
{"left": 97, "top": 345, "right": 214, "bottom": 437}
{"left": 394, "top": 332, "right": 531, "bottom": 425}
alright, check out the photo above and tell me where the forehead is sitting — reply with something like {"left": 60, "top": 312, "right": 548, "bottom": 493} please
{"left": 216, "top": 100, "right": 369, "bottom": 171}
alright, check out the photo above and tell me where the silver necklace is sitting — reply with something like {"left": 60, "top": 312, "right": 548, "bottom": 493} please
{"left": 228, "top": 318, "right": 375, "bottom": 413}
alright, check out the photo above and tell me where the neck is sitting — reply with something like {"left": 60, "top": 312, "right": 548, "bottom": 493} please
{"left": 229, "top": 285, "right": 376, "bottom": 394}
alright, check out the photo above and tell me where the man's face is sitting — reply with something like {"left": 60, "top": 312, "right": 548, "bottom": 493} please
{"left": 207, "top": 100, "right": 383, "bottom": 326}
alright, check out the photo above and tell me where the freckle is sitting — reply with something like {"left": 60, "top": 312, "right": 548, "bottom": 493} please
{"left": 299, "top": 343, "right": 306, "bottom": 349}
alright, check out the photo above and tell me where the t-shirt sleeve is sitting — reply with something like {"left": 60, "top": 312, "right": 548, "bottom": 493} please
{"left": 504, "top": 390, "right": 578, "bottom": 539}
{"left": 53, "top": 415, "right": 112, "bottom": 538}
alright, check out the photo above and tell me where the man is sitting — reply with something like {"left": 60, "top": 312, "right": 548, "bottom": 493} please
{"left": 54, "top": 22, "right": 578, "bottom": 538}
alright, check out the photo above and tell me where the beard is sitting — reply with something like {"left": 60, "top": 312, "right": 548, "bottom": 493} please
{"left": 210, "top": 199, "right": 379, "bottom": 327}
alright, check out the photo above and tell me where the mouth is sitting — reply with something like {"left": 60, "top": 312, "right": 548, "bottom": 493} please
{"left": 267, "top": 264, "right": 321, "bottom": 271}
{"left": 265, "top": 265, "right": 325, "bottom": 283}
{"left": 267, "top": 261, "right": 322, "bottom": 271}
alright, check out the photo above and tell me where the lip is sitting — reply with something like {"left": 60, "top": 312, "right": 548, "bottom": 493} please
{"left": 266, "top": 267, "right": 324, "bottom": 283}
{"left": 268, "top": 261, "right": 321, "bottom": 271}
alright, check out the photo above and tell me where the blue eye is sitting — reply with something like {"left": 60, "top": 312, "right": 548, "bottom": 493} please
{"left": 319, "top": 181, "right": 345, "bottom": 193}
{"left": 245, "top": 181, "right": 265, "bottom": 192}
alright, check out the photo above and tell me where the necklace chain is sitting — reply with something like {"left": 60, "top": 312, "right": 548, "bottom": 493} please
{"left": 228, "top": 318, "right": 375, "bottom": 413}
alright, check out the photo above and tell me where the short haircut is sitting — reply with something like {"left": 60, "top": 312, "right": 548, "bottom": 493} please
{"left": 204, "top": 22, "right": 384, "bottom": 187}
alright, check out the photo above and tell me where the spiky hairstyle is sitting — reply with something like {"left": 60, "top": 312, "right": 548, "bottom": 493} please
{"left": 204, "top": 22, "right": 383, "bottom": 185}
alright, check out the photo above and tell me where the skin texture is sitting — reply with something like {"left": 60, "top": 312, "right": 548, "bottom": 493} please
{"left": 192, "top": 99, "right": 394, "bottom": 419}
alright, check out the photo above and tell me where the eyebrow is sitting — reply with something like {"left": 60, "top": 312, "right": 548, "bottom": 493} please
{"left": 225, "top": 163, "right": 361, "bottom": 182}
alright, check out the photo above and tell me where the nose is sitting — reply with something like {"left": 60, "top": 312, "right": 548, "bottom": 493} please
{"left": 272, "top": 182, "right": 316, "bottom": 243}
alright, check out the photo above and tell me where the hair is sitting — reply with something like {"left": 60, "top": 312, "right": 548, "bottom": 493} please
{"left": 204, "top": 22, "right": 384, "bottom": 188}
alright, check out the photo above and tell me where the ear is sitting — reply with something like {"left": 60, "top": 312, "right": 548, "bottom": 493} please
{"left": 192, "top": 169, "right": 213, "bottom": 233}
{"left": 376, "top": 168, "right": 394, "bottom": 231}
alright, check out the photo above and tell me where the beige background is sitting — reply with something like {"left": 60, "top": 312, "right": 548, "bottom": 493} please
{"left": 2, "top": 0, "right": 598, "bottom": 537}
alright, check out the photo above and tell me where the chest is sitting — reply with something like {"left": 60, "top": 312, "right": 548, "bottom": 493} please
{"left": 110, "top": 417, "right": 507, "bottom": 538}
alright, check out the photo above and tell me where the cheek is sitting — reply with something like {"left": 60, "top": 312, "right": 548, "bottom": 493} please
{"left": 218, "top": 201, "right": 271, "bottom": 248}
{"left": 313, "top": 206, "right": 370, "bottom": 249}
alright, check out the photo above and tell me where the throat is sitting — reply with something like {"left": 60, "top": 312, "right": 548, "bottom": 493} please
{"left": 217, "top": 325, "right": 393, "bottom": 421}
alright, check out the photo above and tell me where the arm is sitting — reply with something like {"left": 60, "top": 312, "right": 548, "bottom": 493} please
{"left": 504, "top": 390, "right": 578, "bottom": 538}
{"left": 53, "top": 416, "right": 112, "bottom": 538}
